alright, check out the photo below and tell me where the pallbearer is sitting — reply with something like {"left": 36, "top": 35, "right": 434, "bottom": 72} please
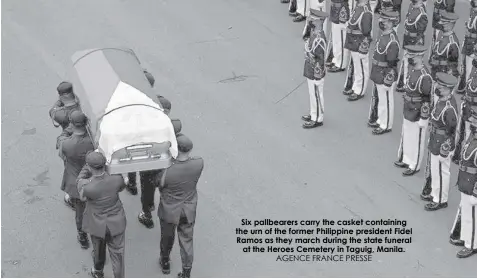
{"left": 457, "top": 0, "right": 477, "bottom": 94}
{"left": 396, "top": 0, "right": 428, "bottom": 92}
{"left": 302, "top": 9, "right": 328, "bottom": 128}
{"left": 395, "top": 45, "right": 432, "bottom": 176}
{"left": 421, "top": 73, "right": 459, "bottom": 211}
{"left": 343, "top": 0, "right": 373, "bottom": 101}
{"left": 327, "top": 0, "right": 351, "bottom": 72}
{"left": 368, "top": 11, "right": 400, "bottom": 135}
{"left": 430, "top": 0, "right": 455, "bottom": 58}
{"left": 449, "top": 104, "right": 477, "bottom": 258}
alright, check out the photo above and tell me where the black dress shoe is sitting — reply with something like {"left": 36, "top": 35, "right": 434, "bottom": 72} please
{"left": 138, "top": 212, "right": 154, "bottom": 229}
{"left": 343, "top": 89, "right": 353, "bottom": 96}
{"left": 394, "top": 161, "right": 408, "bottom": 168}
{"left": 328, "top": 65, "right": 345, "bottom": 72}
{"left": 178, "top": 269, "right": 191, "bottom": 278}
{"left": 424, "top": 201, "right": 448, "bottom": 211}
{"left": 303, "top": 121, "right": 323, "bottom": 129}
{"left": 457, "top": 248, "right": 477, "bottom": 258}
{"left": 281, "top": 0, "right": 290, "bottom": 3}
{"left": 347, "top": 93, "right": 364, "bottom": 101}
{"left": 367, "top": 121, "right": 379, "bottom": 128}
{"left": 372, "top": 127, "right": 391, "bottom": 135}
{"left": 402, "top": 168, "right": 419, "bottom": 176}
{"left": 159, "top": 256, "right": 171, "bottom": 274}
{"left": 293, "top": 15, "right": 306, "bottom": 22}
{"left": 90, "top": 268, "right": 104, "bottom": 278}
{"left": 301, "top": 115, "right": 311, "bottom": 121}
{"left": 449, "top": 238, "right": 465, "bottom": 246}
{"left": 420, "top": 193, "right": 433, "bottom": 201}
{"left": 126, "top": 184, "right": 138, "bottom": 195}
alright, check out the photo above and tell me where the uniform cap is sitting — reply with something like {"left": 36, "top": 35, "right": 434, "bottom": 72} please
{"left": 309, "top": 9, "right": 328, "bottom": 20}
{"left": 380, "top": 11, "right": 400, "bottom": 20}
{"left": 143, "top": 70, "right": 155, "bottom": 87}
{"left": 157, "top": 96, "right": 172, "bottom": 111}
{"left": 404, "top": 44, "right": 427, "bottom": 55}
{"left": 439, "top": 11, "right": 459, "bottom": 22}
{"left": 85, "top": 151, "right": 106, "bottom": 169}
{"left": 176, "top": 134, "right": 193, "bottom": 153}
{"left": 171, "top": 118, "right": 182, "bottom": 135}
{"left": 435, "top": 73, "right": 458, "bottom": 87}
{"left": 70, "top": 110, "right": 87, "bottom": 127}
{"left": 57, "top": 82, "right": 73, "bottom": 94}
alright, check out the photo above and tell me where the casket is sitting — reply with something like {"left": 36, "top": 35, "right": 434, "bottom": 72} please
{"left": 67, "top": 47, "right": 178, "bottom": 174}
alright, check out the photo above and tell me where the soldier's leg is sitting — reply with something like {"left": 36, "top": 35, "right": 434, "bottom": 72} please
{"left": 427, "top": 154, "right": 451, "bottom": 210}
{"left": 159, "top": 219, "right": 177, "bottom": 274}
{"left": 457, "top": 193, "right": 477, "bottom": 257}
{"left": 331, "top": 24, "right": 347, "bottom": 71}
{"left": 414, "top": 122, "right": 428, "bottom": 171}
{"left": 138, "top": 171, "right": 156, "bottom": 228}
{"left": 307, "top": 79, "right": 318, "bottom": 122}
{"left": 91, "top": 235, "right": 107, "bottom": 276}
{"left": 450, "top": 202, "right": 463, "bottom": 245}
{"left": 369, "top": 0, "right": 377, "bottom": 12}
{"left": 396, "top": 121, "right": 405, "bottom": 165}
{"left": 177, "top": 215, "right": 195, "bottom": 277}
{"left": 368, "top": 84, "right": 379, "bottom": 125}
{"left": 349, "top": 52, "right": 369, "bottom": 100}
{"left": 72, "top": 198, "right": 89, "bottom": 249}
{"left": 294, "top": 0, "right": 307, "bottom": 21}
{"left": 289, "top": 0, "right": 297, "bottom": 15}
{"left": 401, "top": 120, "right": 418, "bottom": 167}
{"left": 375, "top": 83, "right": 394, "bottom": 132}
{"left": 397, "top": 51, "right": 408, "bottom": 91}
{"left": 457, "top": 54, "right": 468, "bottom": 93}
{"left": 126, "top": 172, "right": 137, "bottom": 195}
{"left": 422, "top": 148, "right": 432, "bottom": 198}
{"left": 343, "top": 55, "right": 354, "bottom": 94}
{"left": 316, "top": 79, "right": 325, "bottom": 123}
{"left": 107, "top": 230, "right": 126, "bottom": 278}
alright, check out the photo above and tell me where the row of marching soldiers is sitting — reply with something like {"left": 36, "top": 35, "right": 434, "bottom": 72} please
{"left": 293, "top": 0, "right": 477, "bottom": 258}
{"left": 48, "top": 71, "right": 203, "bottom": 277}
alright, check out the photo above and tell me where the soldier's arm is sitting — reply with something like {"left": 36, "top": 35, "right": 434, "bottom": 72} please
{"left": 360, "top": 13, "right": 373, "bottom": 37}
{"left": 77, "top": 179, "right": 90, "bottom": 201}
{"left": 76, "top": 164, "right": 92, "bottom": 184}
{"left": 446, "top": 0, "right": 455, "bottom": 12}
{"left": 416, "top": 14, "right": 428, "bottom": 34}
{"left": 444, "top": 107, "right": 458, "bottom": 149}
{"left": 419, "top": 76, "right": 433, "bottom": 119}
{"left": 386, "top": 42, "right": 400, "bottom": 67}
{"left": 48, "top": 100, "right": 62, "bottom": 119}
{"left": 303, "top": 22, "right": 311, "bottom": 40}
{"left": 448, "top": 43, "right": 460, "bottom": 75}
{"left": 57, "top": 132, "right": 71, "bottom": 160}
{"left": 314, "top": 45, "right": 326, "bottom": 75}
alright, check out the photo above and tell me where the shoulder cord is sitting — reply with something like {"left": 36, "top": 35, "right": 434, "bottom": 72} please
{"left": 468, "top": 77, "right": 477, "bottom": 92}
{"left": 405, "top": 6, "right": 425, "bottom": 26}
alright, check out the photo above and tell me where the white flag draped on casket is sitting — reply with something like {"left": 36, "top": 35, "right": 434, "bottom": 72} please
{"left": 68, "top": 47, "right": 178, "bottom": 164}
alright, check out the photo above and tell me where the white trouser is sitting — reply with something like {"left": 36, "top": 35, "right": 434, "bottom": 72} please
{"left": 430, "top": 153, "right": 452, "bottom": 204}
{"left": 398, "top": 119, "right": 428, "bottom": 171}
{"left": 459, "top": 193, "right": 477, "bottom": 249}
{"left": 463, "top": 55, "right": 473, "bottom": 81}
{"left": 331, "top": 23, "right": 350, "bottom": 69}
{"left": 348, "top": 51, "right": 370, "bottom": 96}
{"left": 376, "top": 83, "right": 395, "bottom": 130}
{"left": 398, "top": 50, "right": 409, "bottom": 87}
{"left": 297, "top": 0, "right": 306, "bottom": 16}
{"left": 307, "top": 78, "right": 325, "bottom": 122}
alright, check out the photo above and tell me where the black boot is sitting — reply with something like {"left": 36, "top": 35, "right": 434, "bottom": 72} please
{"left": 126, "top": 183, "right": 138, "bottom": 195}
{"left": 178, "top": 268, "right": 191, "bottom": 278}
{"left": 138, "top": 212, "right": 154, "bottom": 229}
{"left": 159, "top": 256, "right": 171, "bottom": 274}
{"left": 90, "top": 268, "right": 104, "bottom": 278}
{"left": 78, "top": 231, "right": 90, "bottom": 249}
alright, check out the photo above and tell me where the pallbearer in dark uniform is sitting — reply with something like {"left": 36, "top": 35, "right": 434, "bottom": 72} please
{"left": 327, "top": 0, "right": 351, "bottom": 72}
{"left": 395, "top": 45, "right": 433, "bottom": 176}
{"left": 457, "top": 0, "right": 477, "bottom": 94}
{"left": 396, "top": 0, "right": 428, "bottom": 92}
{"left": 430, "top": 0, "right": 455, "bottom": 59}
{"left": 77, "top": 152, "right": 127, "bottom": 278}
{"left": 449, "top": 105, "right": 477, "bottom": 258}
{"left": 157, "top": 135, "right": 204, "bottom": 278}
{"left": 454, "top": 59, "right": 477, "bottom": 163}
{"left": 421, "top": 73, "right": 459, "bottom": 211}
{"left": 374, "top": 0, "right": 402, "bottom": 32}
{"left": 301, "top": 9, "right": 328, "bottom": 128}
{"left": 343, "top": 0, "right": 373, "bottom": 101}
{"left": 49, "top": 81, "right": 82, "bottom": 210}
{"left": 368, "top": 11, "right": 400, "bottom": 135}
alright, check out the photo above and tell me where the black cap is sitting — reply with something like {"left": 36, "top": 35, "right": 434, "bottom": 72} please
{"left": 85, "top": 151, "right": 106, "bottom": 169}
{"left": 309, "top": 9, "right": 328, "bottom": 21}
{"left": 177, "top": 134, "right": 193, "bottom": 153}
{"left": 435, "top": 73, "right": 458, "bottom": 87}
{"left": 143, "top": 70, "right": 155, "bottom": 87}
{"left": 439, "top": 11, "right": 459, "bottom": 22}
{"left": 70, "top": 111, "right": 87, "bottom": 127}
{"left": 380, "top": 10, "right": 400, "bottom": 20}
{"left": 404, "top": 45, "right": 427, "bottom": 55}
{"left": 157, "top": 96, "right": 172, "bottom": 111}
{"left": 57, "top": 82, "right": 73, "bottom": 94}
{"left": 171, "top": 119, "right": 182, "bottom": 135}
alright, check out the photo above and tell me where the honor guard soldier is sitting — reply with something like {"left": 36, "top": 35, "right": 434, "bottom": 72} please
{"left": 368, "top": 11, "right": 400, "bottom": 135}
{"left": 395, "top": 45, "right": 433, "bottom": 176}
{"left": 49, "top": 81, "right": 82, "bottom": 210}
{"left": 457, "top": 0, "right": 477, "bottom": 94}
{"left": 420, "top": 73, "right": 459, "bottom": 211}
{"left": 343, "top": 0, "right": 373, "bottom": 101}
{"left": 428, "top": 11, "right": 460, "bottom": 80}
{"left": 57, "top": 111, "right": 95, "bottom": 249}
{"left": 77, "top": 152, "right": 127, "bottom": 278}
{"left": 396, "top": 0, "right": 428, "bottom": 92}
{"left": 302, "top": 9, "right": 328, "bottom": 128}
{"left": 449, "top": 105, "right": 477, "bottom": 258}
{"left": 454, "top": 58, "right": 477, "bottom": 163}
{"left": 430, "top": 0, "right": 456, "bottom": 56}
{"left": 326, "top": 0, "right": 351, "bottom": 72}
{"left": 374, "top": 0, "right": 402, "bottom": 32}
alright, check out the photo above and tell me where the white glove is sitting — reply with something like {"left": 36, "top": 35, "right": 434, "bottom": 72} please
{"left": 418, "top": 119, "right": 427, "bottom": 128}
{"left": 438, "top": 155, "right": 447, "bottom": 162}
{"left": 470, "top": 195, "right": 477, "bottom": 206}
{"left": 122, "top": 173, "right": 129, "bottom": 185}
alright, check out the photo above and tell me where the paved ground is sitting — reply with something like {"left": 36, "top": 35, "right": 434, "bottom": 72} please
{"left": 1, "top": 0, "right": 476, "bottom": 277}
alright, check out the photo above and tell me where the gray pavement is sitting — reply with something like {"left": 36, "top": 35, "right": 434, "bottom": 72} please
{"left": 1, "top": 0, "right": 476, "bottom": 277}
